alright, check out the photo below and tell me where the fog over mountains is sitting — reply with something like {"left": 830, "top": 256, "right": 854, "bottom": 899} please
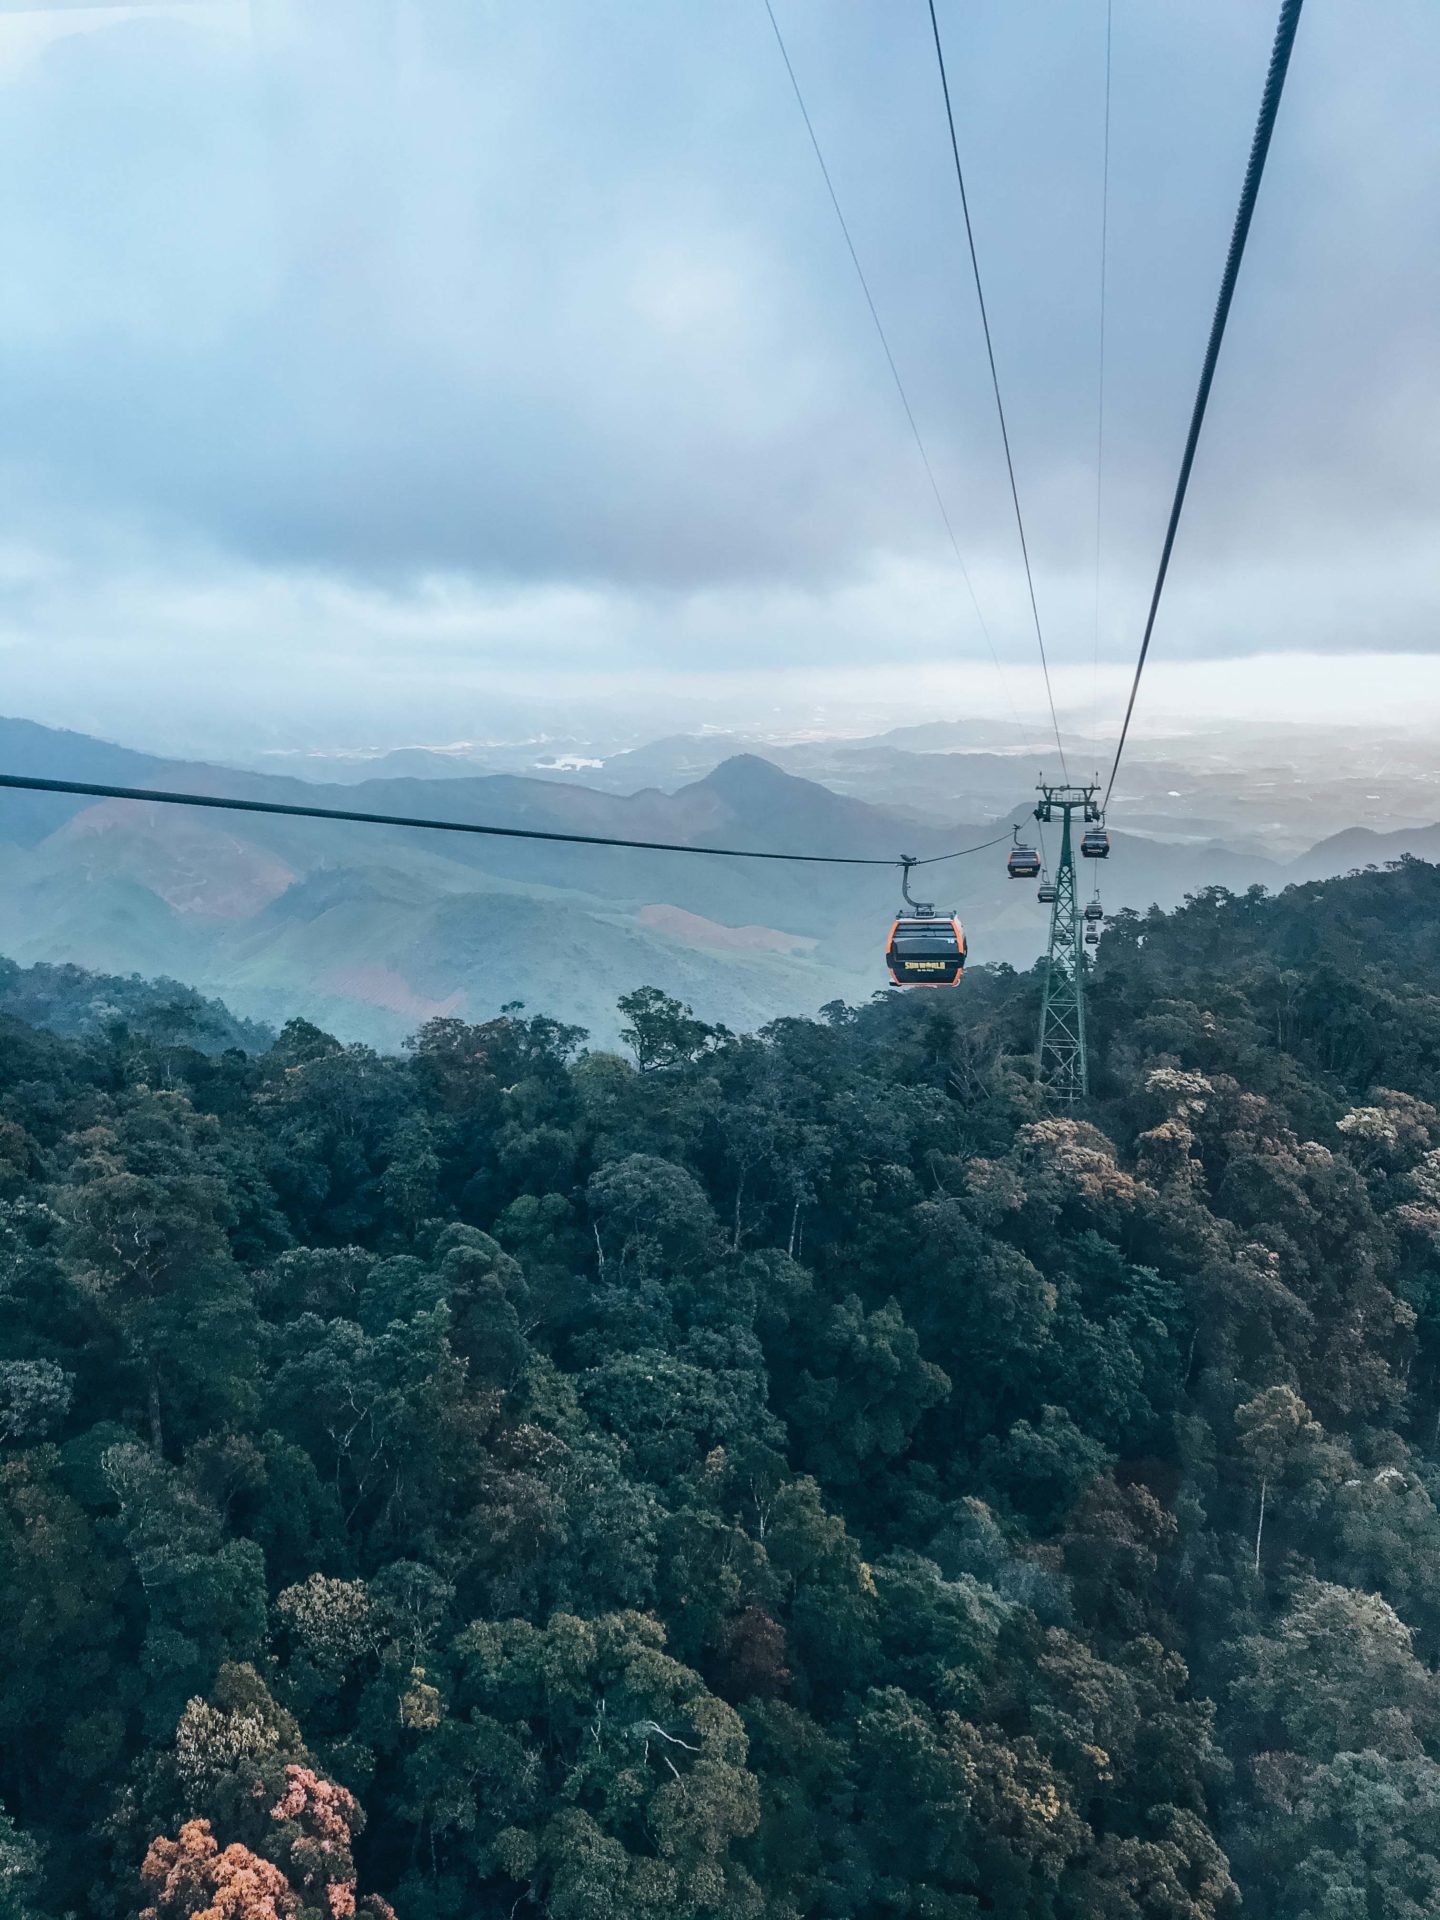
{"left": 250, "top": 714, "right": 1440, "bottom": 856}
{"left": 0, "top": 714, "right": 1435, "bottom": 1048}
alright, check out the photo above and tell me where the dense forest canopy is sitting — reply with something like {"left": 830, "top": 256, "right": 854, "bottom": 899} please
{"left": 2, "top": 858, "right": 1440, "bottom": 1918}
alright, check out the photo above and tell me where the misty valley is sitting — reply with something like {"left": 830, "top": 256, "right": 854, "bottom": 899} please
{"left": 0, "top": 714, "right": 1436, "bottom": 1051}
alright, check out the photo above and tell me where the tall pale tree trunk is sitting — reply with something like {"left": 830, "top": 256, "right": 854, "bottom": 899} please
{"left": 148, "top": 1371, "right": 164, "bottom": 1454}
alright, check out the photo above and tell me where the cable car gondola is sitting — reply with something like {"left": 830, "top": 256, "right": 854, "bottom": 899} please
{"left": 1038, "top": 871, "right": 1057, "bottom": 904}
{"left": 1084, "top": 895, "right": 1103, "bottom": 923}
{"left": 886, "top": 914, "right": 967, "bottom": 987}
{"left": 1008, "top": 840, "right": 1041, "bottom": 879}
{"left": 1081, "top": 826, "right": 1110, "bottom": 859}
{"left": 1084, "top": 925, "right": 1100, "bottom": 945}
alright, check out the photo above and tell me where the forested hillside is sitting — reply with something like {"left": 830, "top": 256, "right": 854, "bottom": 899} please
{"left": 0, "top": 958, "right": 272, "bottom": 1056}
{"left": 3, "top": 859, "right": 1440, "bottom": 1918}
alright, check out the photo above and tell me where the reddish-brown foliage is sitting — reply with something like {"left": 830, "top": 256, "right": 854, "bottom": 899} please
{"left": 141, "top": 1771, "right": 398, "bottom": 1920}
{"left": 720, "top": 1604, "right": 792, "bottom": 1700}
{"left": 138, "top": 1819, "right": 297, "bottom": 1920}
{"left": 269, "top": 1765, "right": 360, "bottom": 1915}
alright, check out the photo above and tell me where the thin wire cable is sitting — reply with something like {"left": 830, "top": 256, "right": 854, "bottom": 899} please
{"left": 1091, "top": 0, "right": 1113, "bottom": 724}
{"left": 914, "top": 830, "right": 1013, "bottom": 867}
{"left": 761, "top": 0, "right": 1025, "bottom": 734}
{"left": 1104, "top": 0, "right": 1304, "bottom": 810}
{"left": 0, "top": 771, "right": 1009, "bottom": 871}
{"left": 926, "top": 0, "right": 1068, "bottom": 779}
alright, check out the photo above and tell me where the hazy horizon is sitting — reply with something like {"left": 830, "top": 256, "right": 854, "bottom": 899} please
{"left": 9, "top": 650, "right": 1440, "bottom": 772}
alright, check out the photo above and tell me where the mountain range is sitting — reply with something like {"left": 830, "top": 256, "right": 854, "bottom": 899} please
{"left": 248, "top": 716, "right": 1440, "bottom": 858}
{"left": 0, "top": 714, "right": 1435, "bottom": 1047}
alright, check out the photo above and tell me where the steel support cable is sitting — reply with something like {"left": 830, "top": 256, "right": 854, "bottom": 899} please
{"left": 913, "top": 831, "right": 1011, "bottom": 867}
{"left": 1104, "top": 0, "right": 1304, "bottom": 810}
{"left": 926, "top": 0, "right": 1068, "bottom": 779}
{"left": 1092, "top": 0, "right": 1113, "bottom": 719}
{"left": 761, "top": 0, "right": 1024, "bottom": 732}
{"left": 0, "top": 771, "right": 1009, "bottom": 871}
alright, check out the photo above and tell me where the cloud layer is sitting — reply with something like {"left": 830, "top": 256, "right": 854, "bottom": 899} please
{"left": 0, "top": 0, "right": 1435, "bottom": 750}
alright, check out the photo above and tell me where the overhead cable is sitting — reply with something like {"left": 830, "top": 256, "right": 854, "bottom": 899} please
{"left": 926, "top": 0, "right": 1068, "bottom": 778}
{"left": 0, "top": 771, "right": 1009, "bottom": 872}
{"left": 913, "top": 830, "right": 1012, "bottom": 868}
{"left": 1092, "top": 0, "right": 1113, "bottom": 717}
{"left": 761, "top": 0, "right": 1023, "bottom": 728}
{"left": 1104, "top": 0, "right": 1304, "bottom": 809}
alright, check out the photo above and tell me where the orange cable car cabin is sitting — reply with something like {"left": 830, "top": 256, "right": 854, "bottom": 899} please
{"left": 1007, "top": 842, "right": 1041, "bottom": 878}
{"left": 886, "top": 914, "right": 967, "bottom": 987}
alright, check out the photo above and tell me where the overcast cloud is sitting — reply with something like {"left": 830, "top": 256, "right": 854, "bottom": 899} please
{"left": 0, "top": 0, "right": 1435, "bottom": 754}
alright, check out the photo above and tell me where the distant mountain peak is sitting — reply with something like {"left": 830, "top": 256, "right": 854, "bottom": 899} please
{"left": 694, "top": 752, "right": 799, "bottom": 796}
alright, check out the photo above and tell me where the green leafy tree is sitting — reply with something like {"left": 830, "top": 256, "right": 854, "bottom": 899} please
{"left": 434, "top": 1610, "right": 762, "bottom": 1917}
{"left": 1234, "top": 1385, "right": 1338, "bottom": 1575}
{"left": 0, "top": 1802, "right": 47, "bottom": 1920}
{"left": 1231, "top": 1579, "right": 1440, "bottom": 1760}
{"left": 618, "top": 989, "right": 725, "bottom": 1074}
{"left": 103, "top": 1444, "right": 269, "bottom": 1736}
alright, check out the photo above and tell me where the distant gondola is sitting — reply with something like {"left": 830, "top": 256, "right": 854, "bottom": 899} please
{"left": 1081, "top": 826, "right": 1110, "bottom": 859}
{"left": 886, "top": 915, "right": 967, "bottom": 987}
{"left": 1084, "top": 926, "right": 1100, "bottom": 945}
{"left": 1008, "top": 842, "right": 1041, "bottom": 879}
{"left": 1084, "top": 896, "right": 1103, "bottom": 923}
{"left": 1038, "top": 872, "right": 1058, "bottom": 903}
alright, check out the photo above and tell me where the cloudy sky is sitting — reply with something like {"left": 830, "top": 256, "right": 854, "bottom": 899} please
{"left": 0, "top": 0, "right": 1435, "bottom": 757}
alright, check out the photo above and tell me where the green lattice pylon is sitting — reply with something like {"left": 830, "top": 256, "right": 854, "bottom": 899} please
{"left": 1034, "top": 784, "right": 1100, "bottom": 1103}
